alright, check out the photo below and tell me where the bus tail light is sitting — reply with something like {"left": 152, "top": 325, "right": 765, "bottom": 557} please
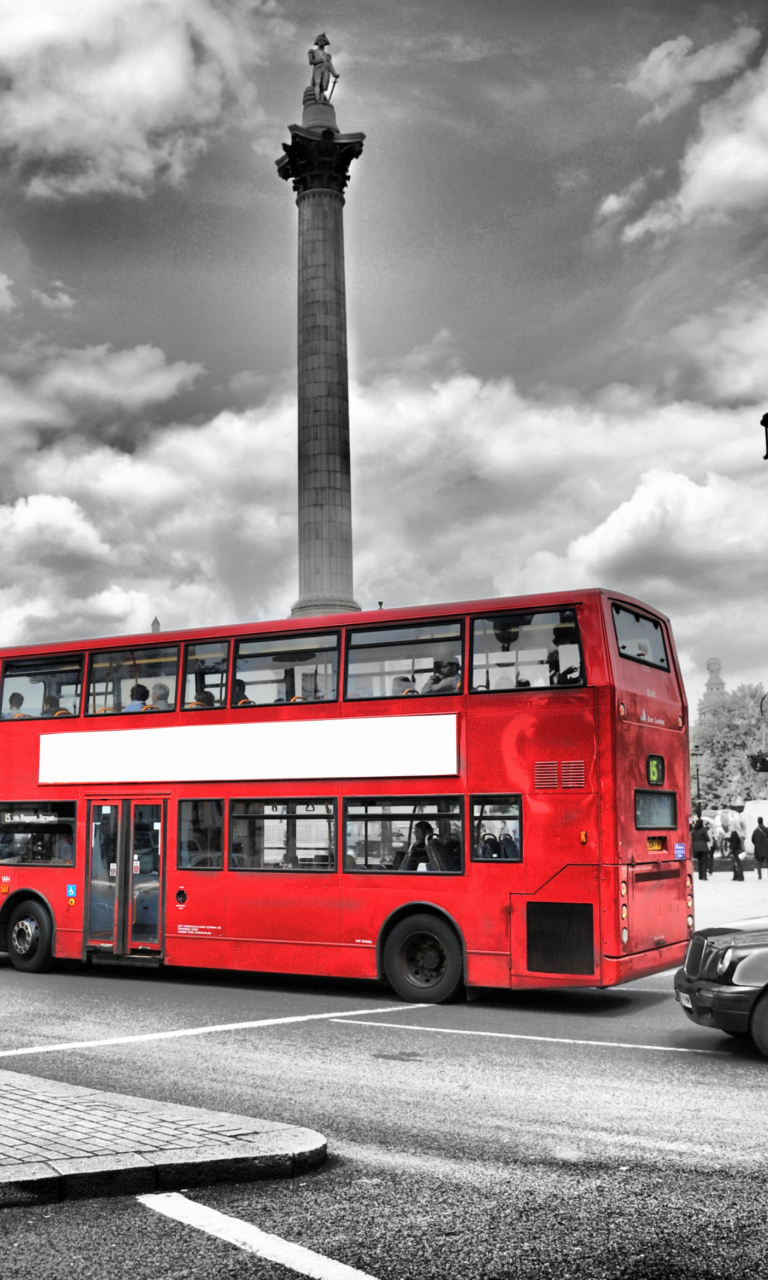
{"left": 687, "top": 915, "right": 694, "bottom": 929}
{"left": 621, "top": 905, "right": 628, "bottom": 919}
{"left": 620, "top": 880, "right": 627, "bottom": 896}
{"left": 687, "top": 895, "right": 693, "bottom": 909}
{"left": 621, "top": 927, "right": 629, "bottom": 944}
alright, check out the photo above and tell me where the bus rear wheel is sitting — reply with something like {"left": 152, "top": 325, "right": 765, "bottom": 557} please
{"left": 383, "top": 913, "right": 462, "bottom": 1003}
{"left": 7, "top": 901, "right": 53, "bottom": 974}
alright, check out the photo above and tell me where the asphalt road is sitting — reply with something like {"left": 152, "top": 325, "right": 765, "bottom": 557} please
{"left": 1, "top": 956, "right": 767, "bottom": 1280}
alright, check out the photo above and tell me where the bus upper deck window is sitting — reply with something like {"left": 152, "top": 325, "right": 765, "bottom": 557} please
{"left": 182, "top": 641, "right": 229, "bottom": 711}
{"left": 86, "top": 645, "right": 179, "bottom": 715}
{"left": 233, "top": 633, "right": 339, "bottom": 706}
{"left": 1, "top": 655, "right": 84, "bottom": 720}
{"left": 470, "top": 610, "right": 583, "bottom": 693}
{"left": 345, "top": 622, "right": 463, "bottom": 700}
{"left": 612, "top": 604, "right": 669, "bottom": 671}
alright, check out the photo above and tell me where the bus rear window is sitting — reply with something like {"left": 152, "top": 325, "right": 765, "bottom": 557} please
{"left": 612, "top": 605, "right": 669, "bottom": 671}
{"left": 635, "top": 790, "right": 677, "bottom": 829}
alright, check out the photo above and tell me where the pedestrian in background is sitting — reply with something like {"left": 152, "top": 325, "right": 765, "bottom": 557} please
{"left": 692, "top": 818, "right": 710, "bottom": 881}
{"left": 752, "top": 817, "right": 768, "bottom": 881}
{"left": 730, "top": 827, "right": 745, "bottom": 881}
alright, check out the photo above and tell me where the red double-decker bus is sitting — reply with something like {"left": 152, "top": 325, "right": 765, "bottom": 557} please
{"left": 0, "top": 588, "right": 693, "bottom": 1002}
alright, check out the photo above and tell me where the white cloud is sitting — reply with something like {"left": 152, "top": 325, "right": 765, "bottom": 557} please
{"left": 0, "top": 0, "right": 289, "bottom": 198}
{"left": 31, "top": 285, "right": 75, "bottom": 312}
{"left": 627, "top": 26, "right": 761, "bottom": 124}
{"left": 0, "top": 332, "right": 761, "bottom": 714}
{"left": 0, "top": 271, "right": 16, "bottom": 313}
{"left": 668, "top": 279, "right": 768, "bottom": 403}
{"left": 624, "top": 48, "right": 768, "bottom": 240}
{"left": 0, "top": 341, "right": 203, "bottom": 425}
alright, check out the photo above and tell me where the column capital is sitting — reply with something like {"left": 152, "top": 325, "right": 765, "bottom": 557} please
{"left": 276, "top": 126, "right": 365, "bottom": 197}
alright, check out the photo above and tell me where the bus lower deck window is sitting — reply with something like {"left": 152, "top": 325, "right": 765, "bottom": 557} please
{"left": 229, "top": 800, "right": 336, "bottom": 870}
{"left": 344, "top": 799, "right": 463, "bottom": 872}
{"left": 0, "top": 802, "right": 76, "bottom": 865}
{"left": 178, "top": 799, "right": 223, "bottom": 869}
{"left": 471, "top": 796, "right": 522, "bottom": 861}
{"left": 471, "top": 611, "right": 583, "bottom": 693}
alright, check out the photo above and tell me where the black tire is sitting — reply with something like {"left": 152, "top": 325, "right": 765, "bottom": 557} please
{"left": 749, "top": 991, "right": 768, "bottom": 1059}
{"left": 7, "top": 901, "right": 53, "bottom": 974}
{"left": 383, "top": 912, "right": 463, "bottom": 1003}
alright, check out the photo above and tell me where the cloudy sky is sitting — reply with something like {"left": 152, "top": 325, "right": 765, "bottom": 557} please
{"left": 0, "top": 0, "right": 766, "bottom": 713}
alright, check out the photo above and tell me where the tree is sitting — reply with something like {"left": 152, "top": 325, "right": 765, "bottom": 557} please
{"left": 693, "top": 684, "right": 768, "bottom": 808}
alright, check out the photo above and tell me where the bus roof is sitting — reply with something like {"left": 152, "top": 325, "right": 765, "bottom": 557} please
{"left": 0, "top": 588, "right": 672, "bottom": 660}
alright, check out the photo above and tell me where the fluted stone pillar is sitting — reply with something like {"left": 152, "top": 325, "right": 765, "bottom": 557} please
{"left": 277, "top": 91, "right": 365, "bottom": 617}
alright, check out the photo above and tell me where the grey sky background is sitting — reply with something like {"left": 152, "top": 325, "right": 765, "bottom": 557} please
{"left": 0, "top": 0, "right": 766, "bottom": 712}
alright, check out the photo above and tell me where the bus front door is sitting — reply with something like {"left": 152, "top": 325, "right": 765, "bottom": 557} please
{"left": 86, "top": 799, "right": 166, "bottom": 956}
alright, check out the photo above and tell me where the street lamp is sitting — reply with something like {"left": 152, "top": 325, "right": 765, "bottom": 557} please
{"left": 748, "top": 693, "right": 768, "bottom": 773}
{"left": 691, "top": 744, "right": 703, "bottom": 818}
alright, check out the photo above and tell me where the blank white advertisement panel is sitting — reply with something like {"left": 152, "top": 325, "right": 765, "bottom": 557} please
{"left": 38, "top": 714, "right": 458, "bottom": 785}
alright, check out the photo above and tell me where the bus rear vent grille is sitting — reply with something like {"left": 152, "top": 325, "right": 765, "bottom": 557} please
{"left": 526, "top": 902, "right": 594, "bottom": 975}
{"left": 561, "top": 761, "right": 585, "bottom": 788}
{"left": 534, "top": 762, "right": 558, "bottom": 789}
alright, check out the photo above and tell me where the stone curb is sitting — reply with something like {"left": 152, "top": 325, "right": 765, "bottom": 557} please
{"left": 0, "top": 1068, "right": 326, "bottom": 1209}
{"left": 0, "top": 1126, "right": 327, "bottom": 1208}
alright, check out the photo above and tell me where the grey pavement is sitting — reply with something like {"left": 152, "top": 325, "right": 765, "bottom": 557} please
{"left": 0, "top": 1067, "right": 325, "bottom": 1208}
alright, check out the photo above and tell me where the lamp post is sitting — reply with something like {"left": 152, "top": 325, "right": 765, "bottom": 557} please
{"left": 691, "top": 744, "right": 703, "bottom": 818}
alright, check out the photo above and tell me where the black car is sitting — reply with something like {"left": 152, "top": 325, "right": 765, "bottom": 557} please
{"left": 674, "top": 917, "right": 768, "bottom": 1058}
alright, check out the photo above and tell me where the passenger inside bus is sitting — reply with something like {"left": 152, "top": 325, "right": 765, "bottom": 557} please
{"left": 125, "top": 684, "right": 149, "bottom": 712}
{"left": 233, "top": 679, "right": 255, "bottom": 707}
{"left": 188, "top": 689, "right": 216, "bottom": 709}
{"left": 41, "top": 695, "right": 71, "bottom": 718}
{"left": 421, "top": 658, "right": 461, "bottom": 695}
{"left": 7, "top": 693, "right": 30, "bottom": 719}
{"left": 150, "top": 683, "right": 172, "bottom": 711}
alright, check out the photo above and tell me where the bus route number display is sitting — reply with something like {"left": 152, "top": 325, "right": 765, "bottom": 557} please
{"left": 646, "top": 755, "right": 665, "bottom": 787}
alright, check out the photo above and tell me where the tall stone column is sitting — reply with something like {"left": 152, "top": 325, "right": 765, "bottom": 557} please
{"left": 277, "top": 73, "right": 365, "bottom": 618}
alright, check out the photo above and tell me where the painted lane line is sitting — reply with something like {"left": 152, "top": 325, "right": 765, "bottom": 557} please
{"left": 0, "top": 1005, "right": 423, "bottom": 1059}
{"left": 138, "top": 1192, "right": 378, "bottom": 1280}
{"left": 329, "top": 1019, "right": 722, "bottom": 1056}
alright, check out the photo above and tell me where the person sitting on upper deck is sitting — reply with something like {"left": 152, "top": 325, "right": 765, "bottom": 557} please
{"left": 188, "top": 689, "right": 216, "bottom": 710}
{"left": 41, "top": 694, "right": 71, "bottom": 718}
{"left": 125, "top": 683, "right": 149, "bottom": 712}
{"left": 233, "top": 678, "right": 255, "bottom": 708}
{"left": 392, "top": 675, "right": 418, "bottom": 697}
{"left": 421, "top": 657, "right": 461, "bottom": 696}
{"left": 6, "top": 692, "right": 30, "bottom": 719}
{"left": 148, "top": 682, "right": 172, "bottom": 711}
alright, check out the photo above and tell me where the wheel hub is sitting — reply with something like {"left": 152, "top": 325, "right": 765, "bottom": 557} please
{"left": 405, "top": 934, "right": 446, "bottom": 986}
{"left": 11, "top": 917, "right": 39, "bottom": 957}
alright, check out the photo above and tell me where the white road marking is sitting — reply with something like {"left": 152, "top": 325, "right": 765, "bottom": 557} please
{"left": 329, "top": 1019, "right": 723, "bottom": 1056}
{"left": 138, "top": 1192, "right": 378, "bottom": 1280}
{"left": 0, "top": 1005, "right": 423, "bottom": 1059}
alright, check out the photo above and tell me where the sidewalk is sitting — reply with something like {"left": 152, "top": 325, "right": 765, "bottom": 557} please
{"left": 693, "top": 870, "right": 768, "bottom": 930}
{"left": 0, "top": 1067, "right": 325, "bottom": 1208}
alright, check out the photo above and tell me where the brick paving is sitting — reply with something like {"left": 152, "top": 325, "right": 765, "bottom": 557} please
{"left": 0, "top": 1067, "right": 326, "bottom": 1206}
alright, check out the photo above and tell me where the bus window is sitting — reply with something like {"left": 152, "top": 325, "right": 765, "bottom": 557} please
{"left": 230, "top": 800, "right": 336, "bottom": 870}
{"left": 0, "top": 802, "right": 76, "bottom": 865}
{"left": 2, "top": 654, "right": 83, "bottom": 720}
{"left": 471, "top": 796, "right": 522, "bottom": 861}
{"left": 233, "top": 633, "right": 338, "bottom": 706}
{"left": 470, "top": 610, "right": 582, "bottom": 692}
{"left": 178, "top": 799, "right": 223, "bottom": 869}
{"left": 182, "top": 642, "right": 229, "bottom": 710}
{"left": 344, "top": 798, "right": 462, "bottom": 872}
{"left": 345, "top": 623, "right": 463, "bottom": 700}
{"left": 86, "top": 646, "right": 179, "bottom": 715}
{"left": 611, "top": 604, "right": 669, "bottom": 670}
{"left": 635, "top": 790, "right": 677, "bottom": 829}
